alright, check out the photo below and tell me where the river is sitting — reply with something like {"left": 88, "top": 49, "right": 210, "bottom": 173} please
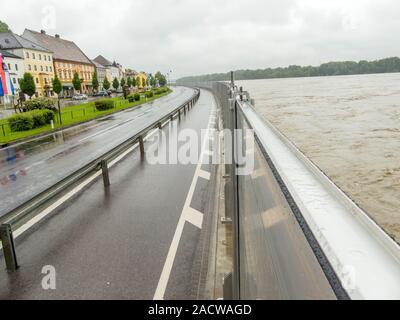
{"left": 238, "top": 73, "right": 400, "bottom": 243}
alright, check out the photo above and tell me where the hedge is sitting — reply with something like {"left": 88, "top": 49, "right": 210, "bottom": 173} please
{"left": 8, "top": 109, "right": 55, "bottom": 132}
{"left": 95, "top": 99, "right": 115, "bottom": 111}
{"left": 145, "top": 91, "right": 154, "bottom": 98}
{"left": 23, "top": 97, "right": 57, "bottom": 112}
{"left": 134, "top": 93, "right": 141, "bottom": 101}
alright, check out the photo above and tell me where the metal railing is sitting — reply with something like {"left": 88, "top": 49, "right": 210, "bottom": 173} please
{"left": 182, "top": 75, "right": 400, "bottom": 300}
{"left": 0, "top": 89, "right": 200, "bottom": 271}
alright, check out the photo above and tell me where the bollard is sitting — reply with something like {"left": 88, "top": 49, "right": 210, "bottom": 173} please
{"left": 138, "top": 136, "right": 145, "bottom": 158}
{"left": 101, "top": 160, "right": 110, "bottom": 187}
{"left": 0, "top": 224, "right": 19, "bottom": 272}
{"left": 51, "top": 120, "right": 54, "bottom": 129}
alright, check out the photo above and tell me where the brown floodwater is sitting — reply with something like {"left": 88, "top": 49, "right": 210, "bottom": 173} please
{"left": 238, "top": 73, "right": 400, "bottom": 243}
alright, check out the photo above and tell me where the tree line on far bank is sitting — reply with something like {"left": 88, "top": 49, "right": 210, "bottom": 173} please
{"left": 177, "top": 57, "right": 400, "bottom": 82}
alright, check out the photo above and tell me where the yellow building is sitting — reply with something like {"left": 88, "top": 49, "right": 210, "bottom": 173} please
{"left": 23, "top": 30, "right": 96, "bottom": 97}
{"left": 0, "top": 32, "right": 55, "bottom": 97}
{"left": 135, "top": 72, "right": 148, "bottom": 89}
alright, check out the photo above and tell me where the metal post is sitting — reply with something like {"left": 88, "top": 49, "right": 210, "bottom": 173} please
{"left": 178, "top": 110, "right": 181, "bottom": 120}
{"left": 170, "top": 114, "right": 174, "bottom": 122}
{"left": 138, "top": 136, "right": 145, "bottom": 158}
{"left": 58, "top": 99, "right": 62, "bottom": 126}
{"left": 101, "top": 160, "right": 110, "bottom": 187}
{"left": 0, "top": 224, "right": 19, "bottom": 272}
{"left": 158, "top": 122, "right": 162, "bottom": 130}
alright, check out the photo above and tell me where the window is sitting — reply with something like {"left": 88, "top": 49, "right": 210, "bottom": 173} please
{"left": 32, "top": 53, "right": 36, "bottom": 59}
{"left": 34, "top": 65, "right": 37, "bottom": 71}
{"left": 12, "top": 78, "right": 16, "bottom": 84}
{"left": 39, "top": 54, "right": 42, "bottom": 60}
{"left": 26, "top": 52, "right": 30, "bottom": 59}
{"left": 28, "top": 64, "right": 32, "bottom": 71}
{"left": 46, "top": 66, "right": 48, "bottom": 72}
{"left": 50, "top": 66, "right": 52, "bottom": 72}
{"left": 40, "top": 66, "right": 43, "bottom": 72}
{"left": 48, "top": 56, "right": 51, "bottom": 61}
{"left": 44, "top": 78, "right": 48, "bottom": 84}
{"left": 36, "top": 78, "right": 39, "bottom": 84}
{"left": 44, "top": 55, "right": 47, "bottom": 61}
{"left": 7, "top": 63, "right": 11, "bottom": 70}
{"left": 15, "top": 64, "right": 18, "bottom": 71}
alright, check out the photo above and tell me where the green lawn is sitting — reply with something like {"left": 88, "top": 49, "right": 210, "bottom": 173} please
{"left": 0, "top": 89, "right": 172, "bottom": 144}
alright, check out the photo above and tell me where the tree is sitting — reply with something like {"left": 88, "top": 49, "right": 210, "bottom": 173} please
{"left": 150, "top": 78, "right": 156, "bottom": 87}
{"left": 72, "top": 72, "right": 81, "bottom": 92}
{"left": 155, "top": 72, "right": 167, "bottom": 86}
{"left": 19, "top": 73, "right": 36, "bottom": 98}
{"left": 52, "top": 76, "right": 63, "bottom": 124}
{"left": 120, "top": 78, "right": 126, "bottom": 88}
{"left": 92, "top": 71, "right": 99, "bottom": 92}
{"left": 103, "top": 78, "right": 110, "bottom": 90}
{"left": 131, "top": 77, "right": 136, "bottom": 88}
{"left": 0, "top": 20, "right": 10, "bottom": 33}
{"left": 136, "top": 77, "right": 141, "bottom": 88}
{"left": 112, "top": 77, "right": 120, "bottom": 91}
{"left": 127, "top": 77, "right": 132, "bottom": 88}
{"left": 142, "top": 78, "right": 146, "bottom": 88}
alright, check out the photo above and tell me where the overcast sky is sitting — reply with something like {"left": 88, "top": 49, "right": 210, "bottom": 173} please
{"left": 2, "top": 0, "right": 400, "bottom": 78}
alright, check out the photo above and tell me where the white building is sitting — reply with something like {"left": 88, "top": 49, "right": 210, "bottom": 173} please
{"left": 1, "top": 49, "right": 24, "bottom": 93}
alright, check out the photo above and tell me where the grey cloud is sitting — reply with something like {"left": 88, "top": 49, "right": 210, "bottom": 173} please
{"left": 2, "top": 0, "right": 400, "bottom": 78}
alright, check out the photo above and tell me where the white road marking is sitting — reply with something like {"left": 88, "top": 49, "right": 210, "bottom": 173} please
{"left": 198, "top": 169, "right": 211, "bottom": 181}
{"left": 185, "top": 207, "right": 204, "bottom": 229}
{"left": 153, "top": 101, "right": 216, "bottom": 300}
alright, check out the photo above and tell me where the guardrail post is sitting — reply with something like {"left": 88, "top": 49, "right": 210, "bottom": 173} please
{"left": 0, "top": 224, "right": 19, "bottom": 272}
{"left": 101, "top": 160, "right": 110, "bottom": 187}
{"left": 138, "top": 136, "right": 145, "bottom": 158}
{"left": 184, "top": 106, "right": 187, "bottom": 115}
{"left": 158, "top": 122, "right": 162, "bottom": 130}
{"left": 178, "top": 110, "right": 181, "bottom": 120}
{"left": 170, "top": 115, "right": 174, "bottom": 122}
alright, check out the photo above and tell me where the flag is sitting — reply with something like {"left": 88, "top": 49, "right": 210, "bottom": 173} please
{"left": 0, "top": 53, "right": 8, "bottom": 96}
{"left": 0, "top": 75, "right": 4, "bottom": 97}
{"left": 0, "top": 53, "right": 14, "bottom": 96}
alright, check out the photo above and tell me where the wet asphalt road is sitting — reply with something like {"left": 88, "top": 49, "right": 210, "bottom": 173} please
{"left": 0, "top": 89, "right": 214, "bottom": 300}
{"left": 0, "top": 86, "right": 195, "bottom": 217}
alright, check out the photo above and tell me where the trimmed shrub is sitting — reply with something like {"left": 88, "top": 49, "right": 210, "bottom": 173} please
{"left": 8, "top": 113, "right": 35, "bottom": 132}
{"left": 134, "top": 93, "right": 141, "bottom": 101}
{"left": 8, "top": 109, "right": 55, "bottom": 132}
{"left": 31, "top": 109, "right": 55, "bottom": 127}
{"left": 95, "top": 99, "right": 114, "bottom": 111}
{"left": 127, "top": 94, "right": 136, "bottom": 103}
{"left": 23, "top": 97, "right": 57, "bottom": 112}
{"left": 145, "top": 91, "right": 154, "bottom": 98}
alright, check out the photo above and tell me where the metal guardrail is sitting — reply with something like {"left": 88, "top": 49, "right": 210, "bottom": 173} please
{"left": 182, "top": 75, "right": 400, "bottom": 300}
{"left": 0, "top": 88, "right": 200, "bottom": 271}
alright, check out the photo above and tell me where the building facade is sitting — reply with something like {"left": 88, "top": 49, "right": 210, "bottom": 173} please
{"left": 93, "top": 56, "right": 124, "bottom": 85}
{"left": 23, "top": 29, "right": 95, "bottom": 97}
{"left": 136, "top": 72, "right": 148, "bottom": 89}
{"left": 92, "top": 60, "right": 107, "bottom": 91}
{"left": 0, "top": 32, "right": 55, "bottom": 97}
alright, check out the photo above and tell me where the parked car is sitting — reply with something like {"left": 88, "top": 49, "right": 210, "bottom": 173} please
{"left": 93, "top": 91, "right": 109, "bottom": 97}
{"left": 72, "top": 94, "right": 88, "bottom": 101}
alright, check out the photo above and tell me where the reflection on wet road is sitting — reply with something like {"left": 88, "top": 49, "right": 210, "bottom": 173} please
{"left": 0, "top": 86, "right": 195, "bottom": 217}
